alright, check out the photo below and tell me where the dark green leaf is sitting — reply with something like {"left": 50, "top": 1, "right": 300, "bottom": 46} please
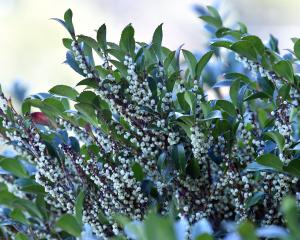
{"left": 120, "top": 24, "right": 135, "bottom": 56}
{"left": 97, "top": 24, "right": 107, "bottom": 51}
{"left": 195, "top": 51, "right": 214, "bottom": 79}
{"left": 256, "top": 153, "right": 283, "bottom": 171}
{"left": 132, "top": 163, "right": 144, "bottom": 181}
{"left": 245, "top": 192, "right": 265, "bottom": 209}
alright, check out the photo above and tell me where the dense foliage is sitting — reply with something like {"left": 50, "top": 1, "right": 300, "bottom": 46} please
{"left": 1, "top": 6, "right": 300, "bottom": 240}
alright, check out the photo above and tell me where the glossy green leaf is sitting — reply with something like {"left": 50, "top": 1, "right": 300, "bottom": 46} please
{"left": 256, "top": 153, "right": 283, "bottom": 171}
{"left": 245, "top": 192, "right": 265, "bottom": 209}
{"left": 273, "top": 60, "right": 294, "bottom": 83}
{"left": 120, "top": 24, "right": 135, "bottom": 56}
{"left": 294, "top": 39, "right": 300, "bottom": 59}
{"left": 49, "top": 85, "right": 79, "bottom": 101}
{"left": 264, "top": 131, "right": 285, "bottom": 152}
{"left": 195, "top": 51, "right": 214, "bottom": 79}
{"left": 0, "top": 157, "right": 28, "bottom": 178}
{"left": 97, "top": 24, "right": 107, "bottom": 51}
{"left": 182, "top": 49, "right": 197, "bottom": 78}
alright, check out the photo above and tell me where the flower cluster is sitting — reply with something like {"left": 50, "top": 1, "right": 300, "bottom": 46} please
{"left": 1, "top": 7, "right": 300, "bottom": 240}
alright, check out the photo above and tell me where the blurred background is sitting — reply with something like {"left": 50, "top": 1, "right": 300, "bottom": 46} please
{"left": 1, "top": 0, "right": 300, "bottom": 100}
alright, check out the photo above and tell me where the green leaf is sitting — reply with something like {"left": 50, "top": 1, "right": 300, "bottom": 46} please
{"left": 182, "top": 49, "right": 197, "bottom": 78}
{"left": 76, "top": 78, "right": 99, "bottom": 89}
{"left": 294, "top": 39, "right": 300, "bottom": 59}
{"left": 212, "top": 80, "right": 233, "bottom": 88}
{"left": 164, "top": 51, "right": 175, "bottom": 72}
{"left": 65, "top": 51, "right": 85, "bottom": 76}
{"left": 273, "top": 60, "right": 294, "bottom": 83}
{"left": 283, "top": 159, "right": 300, "bottom": 177}
{"left": 98, "top": 210, "right": 109, "bottom": 225}
{"left": 97, "top": 24, "right": 107, "bottom": 51}
{"left": 229, "top": 79, "right": 240, "bottom": 106}
{"left": 241, "top": 35, "right": 265, "bottom": 55}
{"left": 64, "top": 9, "right": 75, "bottom": 36}
{"left": 171, "top": 144, "right": 186, "bottom": 173}
{"left": 62, "top": 38, "right": 73, "bottom": 49}
{"left": 15, "top": 233, "right": 29, "bottom": 240}
{"left": 281, "top": 197, "right": 300, "bottom": 239}
{"left": 264, "top": 131, "right": 285, "bottom": 152}
{"left": 215, "top": 100, "right": 236, "bottom": 117}
{"left": 14, "top": 199, "right": 43, "bottom": 219}
{"left": 207, "top": 6, "right": 222, "bottom": 25}
{"left": 256, "top": 153, "right": 283, "bottom": 171}
{"left": 152, "top": 24, "right": 163, "bottom": 61}
{"left": 201, "top": 110, "right": 222, "bottom": 121}
{"left": 120, "top": 24, "right": 135, "bottom": 56}
{"left": 245, "top": 192, "right": 265, "bottom": 209}
{"left": 132, "top": 162, "right": 145, "bottom": 181}
{"left": 211, "top": 40, "right": 232, "bottom": 49}
{"left": 195, "top": 51, "right": 214, "bottom": 79}
{"left": 244, "top": 91, "right": 269, "bottom": 101}
{"left": 10, "top": 208, "right": 29, "bottom": 225}
{"left": 78, "top": 35, "right": 101, "bottom": 55}
{"left": 49, "top": 85, "right": 79, "bottom": 101}
{"left": 110, "top": 60, "right": 128, "bottom": 77}
{"left": 56, "top": 214, "right": 82, "bottom": 237}
{"left": 157, "top": 152, "right": 167, "bottom": 172}
{"left": 14, "top": 178, "right": 45, "bottom": 194}
{"left": 144, "top": 214, "right": 176, "bottom": 240}
{"left": 184, "top": 92, "right": 196, "bottom": 113}
{"left": 231, "top": 40, "right": 257, "bottom": 61}
{"left": 75, "top": 190, "right": 85, "bottom": 224}
{"left": 238, "top": 221, "right": 259, "bottom": 240}
{"left": 75, "top": 103, "right": 98, "bottom": 126}
{"left": 0, "top": 157, "right": 28, "bottom": 178}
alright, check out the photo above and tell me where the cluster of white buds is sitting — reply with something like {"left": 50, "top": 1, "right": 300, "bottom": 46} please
{"left": 161, "top": 92, "right": 172, "bottom": 111}
{"left": 0, "top": 174, "right": 26, "bottom": 198}
{"left": 190, "top": 126, "right": 213, "bottom": 165}
{"left": 192, "top": 79, "right": 199, "bottom": 92}
{"left": 124, "top": 55, "right": 153, "bottom": 116}
{"left": 57, "top": 118, "right": 93, "bottom": 145}
{"left": 0, "top": 95, "right": 8, "bottom": 112}
{"left": 178, "top": 80, "right": 186, "bottom": 93}
{"left": 167, "top": 131, "right": 180, "bottom": 145}
{"left": 156, "top": 65, "right": 164, "bottom": 77}
{"left": 71, "top": 41, "right": 94, "bottom": 78}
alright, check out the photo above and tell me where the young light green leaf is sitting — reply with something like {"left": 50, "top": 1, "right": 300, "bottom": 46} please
{"left": 56, "top": 214, "right": 82, "bottom": 237}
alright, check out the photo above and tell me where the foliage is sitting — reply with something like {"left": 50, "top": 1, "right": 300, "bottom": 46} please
{"left": 0, "top": 5, "right": 300, "bottom": 240}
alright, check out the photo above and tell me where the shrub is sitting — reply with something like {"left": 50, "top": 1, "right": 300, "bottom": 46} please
{"left": 1, "top": 6, "right": 300, "bottom": 239}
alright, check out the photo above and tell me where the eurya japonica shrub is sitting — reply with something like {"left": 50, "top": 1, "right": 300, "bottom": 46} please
{"left": 1, "top": 5, "right": 300, "bottom": 240}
